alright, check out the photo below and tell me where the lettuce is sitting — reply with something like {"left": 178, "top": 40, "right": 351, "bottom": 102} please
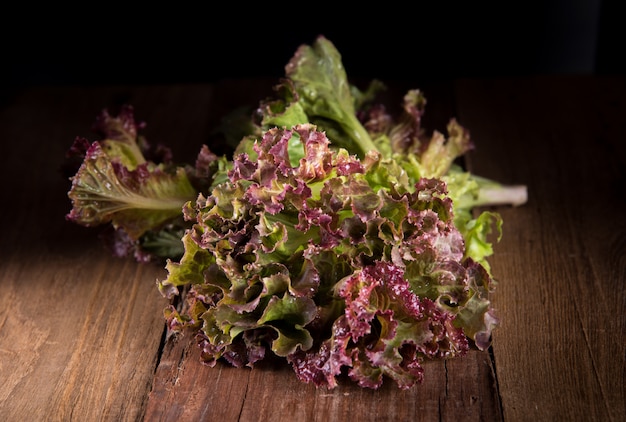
{"left": 159, "top": 124, "right": 501, "bottom": 389}
{"left": 65, "top": 36, "right": 527, "bottom": 389}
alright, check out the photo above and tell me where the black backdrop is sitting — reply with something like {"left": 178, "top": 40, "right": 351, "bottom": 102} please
{"left": 4, "top": 0, "right": 624, "bottom": 87}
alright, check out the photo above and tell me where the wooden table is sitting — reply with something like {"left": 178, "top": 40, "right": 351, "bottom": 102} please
{"left": 0, "top": 75, "right": 624, "bottom": 421}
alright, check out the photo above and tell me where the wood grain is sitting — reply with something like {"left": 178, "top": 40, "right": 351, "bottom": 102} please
{"left": 0, "top": 85, "right": 173, "bottom": 422}
{"left": 144, "top": 330, "right": 500, "bottom": 422}
{"left": 0, "top": 76, "right": 624, "bottom": 421}
{"left": 455, "top": 76, "right": 626, "bottom": 421}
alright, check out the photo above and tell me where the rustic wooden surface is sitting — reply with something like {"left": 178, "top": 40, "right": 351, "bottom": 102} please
{"left": 0, "top": 75, "right": 624, "bottom": 422}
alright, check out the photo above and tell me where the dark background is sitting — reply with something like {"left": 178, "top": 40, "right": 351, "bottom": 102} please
{"left": 4, "top": 0, "right": 624, "bottom": 87}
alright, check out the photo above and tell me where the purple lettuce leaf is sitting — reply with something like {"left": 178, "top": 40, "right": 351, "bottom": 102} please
{"left": 287, "top": 261, "right": 468, "bottom": 390}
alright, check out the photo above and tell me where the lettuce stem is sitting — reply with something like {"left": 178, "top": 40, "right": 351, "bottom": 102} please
{"left": 476, "top": 184, "right": 528, "bottom": 207}
{"left": 344, "top": 114, "right": 380, "bottom": 157}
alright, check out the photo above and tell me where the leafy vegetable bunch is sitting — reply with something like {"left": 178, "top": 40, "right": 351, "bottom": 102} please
{"left": 66, "top": 36, "right": 526, "bottom": 389}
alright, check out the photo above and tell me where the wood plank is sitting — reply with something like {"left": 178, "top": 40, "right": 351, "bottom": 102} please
{"left": 0, "top": 85, "right": 170, "bottom": 421}
{"left": 146, "top": 332, "right": 501, "bottom": 422}
{"left": 0, "top": 83, "right": 229, "bottom": 421}
{"left": 454, "top": 76, "right": 626, "bottom": 421}
{"left": 12, "top": 76, "right": 617, "bottom": 420}
{"left": 0, "top": 249, "right": 167, "bottom": 421}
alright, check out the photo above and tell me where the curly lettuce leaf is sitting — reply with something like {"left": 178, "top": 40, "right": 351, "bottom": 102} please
{"left": 160, "top": 124, "right": 499, "bottom": 388}
{"left": 288, "top": 261, "right": 469, "bottom": 390}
